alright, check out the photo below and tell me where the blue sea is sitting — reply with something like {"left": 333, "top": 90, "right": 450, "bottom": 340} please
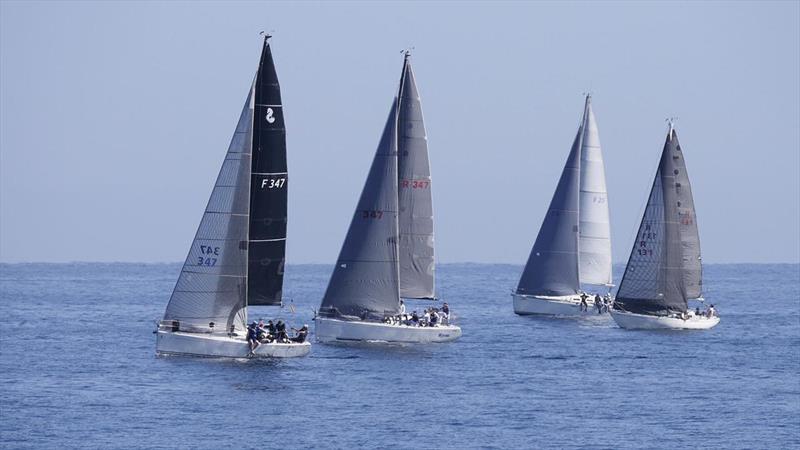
{"left": 1, "top": 263, "right": 798, "bottom": 449}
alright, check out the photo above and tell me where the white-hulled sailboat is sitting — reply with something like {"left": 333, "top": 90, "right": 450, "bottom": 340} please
{"left": 155, "top": 36, "right": 311, "bottom": 357}
{"left": 315, "top": 52, "right": 461, "bottom": 343}
{"left": 513, "top": 95, "right": 613, "bottom": 315}
{"left": 610, "top": 123, "right": 719, "bottom": 330}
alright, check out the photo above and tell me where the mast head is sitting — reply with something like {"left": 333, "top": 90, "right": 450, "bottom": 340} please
{"left": 401, "top": 47, "right": 414, "bottom": 60}
{"left": 260, "top": 30, "right": 273, "bottom": 42}
{"left": 666, "top": 117, "right": 678, "bottom": 138}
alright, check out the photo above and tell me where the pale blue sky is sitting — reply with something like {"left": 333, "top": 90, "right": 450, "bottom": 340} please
{"left": 1, "top": 1, "right": 798, "bottom": 264}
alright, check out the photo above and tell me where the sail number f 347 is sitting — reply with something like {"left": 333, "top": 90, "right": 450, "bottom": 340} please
{"left": 261, "top": 177, "right": 286, "bottom": 189}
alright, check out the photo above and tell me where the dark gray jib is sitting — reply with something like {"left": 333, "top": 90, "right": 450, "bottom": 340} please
{"left": 516, "top": 128, "right": 583, "bottom": 296}
{"left": 248, "top": 38, "right": 287, "bottom": 306}
{"left": 319, "top": 100, "right": 401, "bottom": 318}
{"left": 614, "top": 128, "right": 702, "bottom": 315}
{"left": 397, "top": 55, "right": 435, "bottom": 300}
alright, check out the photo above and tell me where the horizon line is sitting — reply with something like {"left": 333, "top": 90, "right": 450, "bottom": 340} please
{"left": 1, "top": 260, "right": 798, "bottom": 266}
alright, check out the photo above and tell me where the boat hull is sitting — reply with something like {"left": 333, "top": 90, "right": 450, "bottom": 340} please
{"left": 155, "top": 331, "right": 311, "bottom": 358}
{"left": 610, "top": 310, "right": 720, "bottom": 330}
{"left": 314, "top": 317, "right": 461, "bottom": 344}
{"left": 512, "top": 293, "right": 589, "bottom": 316}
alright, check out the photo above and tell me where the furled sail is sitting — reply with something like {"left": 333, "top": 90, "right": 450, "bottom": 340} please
{"left": 615, "top": 127, "right": 701, "bottom": 315}
{"left": 516, "top": 128, "right": 582, "bottom": 296}
{"left": 247, "top": 38, "right": 288, "bottom": 306}
{"left": 578, "top": 96, "right": 613, "bottom": 286}
{"left": 319, "top": 100, "right": 401, "bottom": 318}
{"left": 397, "top": 54, "right": 435, "bottom": 299}
{"left": 163, "top": 86, "right": 254, "bottom": 332}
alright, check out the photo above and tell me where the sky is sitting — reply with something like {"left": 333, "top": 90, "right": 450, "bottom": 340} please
{"left": 1, "top": 1, "right": 798, "bottom": 264}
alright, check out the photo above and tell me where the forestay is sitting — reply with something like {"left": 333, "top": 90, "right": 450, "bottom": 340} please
{"left": 615, "top": 127, "right": 702, "bottom": 315}
{"left": 397, "top": 54, "right": 435, "bottom": 299}
{"left": 516, "top": 128, "right": 582, "bottom": 297}
{"left": 320, "top": 101, "right": 401, "bottom": 318}
{"left": 578, "top": 96, "right": 613, "bottom": 286}
{"left": 163, "top": 87, "right": 254, "bottom": 332}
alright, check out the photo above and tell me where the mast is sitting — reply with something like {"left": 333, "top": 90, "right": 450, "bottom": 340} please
{"left": 397, "top": 51, "right": 436, "bottom": 300}
{"left": 247, "top": 34, "right": 288, "bottom": 306}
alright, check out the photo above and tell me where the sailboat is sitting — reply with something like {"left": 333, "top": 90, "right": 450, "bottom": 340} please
{"left": 610, "top": 123, "right": 719, "bottom": 330}
{"left": 512, "top": 95, "right": 613, "bottom": 315}
{"left": 314, "top": 52, "right": 461, "bottom": 343}
{"left": 155, "top": 36, "right": 311, "bottom": 357}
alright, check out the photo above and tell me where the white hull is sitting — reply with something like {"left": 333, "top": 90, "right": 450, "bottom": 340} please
{"left": 610, "top": 310, "right": 720, "bottom": 330}
{"left": 155, "top": 331, "right": 311, "bottom": 358}
{"left": 512, "top": 293, "right": 593, "bottom": 316}
{"left": 314, "top": 317, "right": 461, "bottom": 344}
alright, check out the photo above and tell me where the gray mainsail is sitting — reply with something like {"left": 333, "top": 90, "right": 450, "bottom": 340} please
{"left": 516, "top": 128, "right": 582, "bottom": 296}
{"left": 319, "top": 100, "right": 401, "bottom": 318}
{"left": 578, "top": 96, "right": 613, "bottom": 286}
{"left": 397, "top": 53, "right": 435, "bottom": 300}
{"left": 163, "top": 85, "right": 254, "bottom": 332}
{"left": 615, "top": 126, "right": 702, "bottom": 315}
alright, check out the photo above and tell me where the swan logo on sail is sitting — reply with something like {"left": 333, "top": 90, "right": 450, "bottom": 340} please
{"left": 265, "top": 108, "right": 275, "bottom": 124}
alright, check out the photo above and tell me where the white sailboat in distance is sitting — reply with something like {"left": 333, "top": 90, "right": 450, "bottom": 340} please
{"left": 155, "top": 36, "right": 311, "bottom": 357}
{"left": 513, "top": 95, "right": 613, "bottom": 316}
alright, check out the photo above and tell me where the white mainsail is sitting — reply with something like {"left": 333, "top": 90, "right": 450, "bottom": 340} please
{"left": 578, "top": 95, "right": 612, "bottom": 286}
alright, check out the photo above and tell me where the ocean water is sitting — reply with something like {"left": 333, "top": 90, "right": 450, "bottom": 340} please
{"left": 0, "top": 263, "right": 798, "bottom": 449}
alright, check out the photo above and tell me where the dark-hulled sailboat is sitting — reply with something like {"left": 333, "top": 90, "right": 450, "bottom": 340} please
{"left": 315, "top": 52, "right": 461, "bottom": 343}
{"left": 155, "top": 36, "right": 311, "bottom": 357}
{"left": 512, "top": 95, "right": 613, "bottom": 315}
{"left": 610, "top": 123, "right": 719, "bottom": 330}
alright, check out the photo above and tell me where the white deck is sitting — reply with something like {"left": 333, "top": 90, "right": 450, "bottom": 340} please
{"left": 610, "top": 310, "right": 720, "bottom": 330}
{"left": 155, "top": 330, "right": 311, "bottom": 358}
{"left": 512, "top": 293, "right": 597, "bottom": 316}
{"left": 314, "top": 316, "right": 461, "bottom": 344}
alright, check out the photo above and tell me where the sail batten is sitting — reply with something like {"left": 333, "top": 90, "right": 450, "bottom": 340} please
{"left": 397, "top": 55, "right": 436, "bottom": 299}
{"left": 615, "top": 128, "right": 702, "bottom": 315}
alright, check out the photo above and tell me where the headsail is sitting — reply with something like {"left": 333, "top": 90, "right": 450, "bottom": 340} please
{"left": 578, "top": 96, "right": 613, "bottom": 286}
{"left": 320, "top": 100, "right": 401, "bottom": 318}
{"left": 247, "top": 37, "right": 288, "bottom": 306}
{"left": 615, "top": 126, "right": 701, "bottom": 315}
{"left": 397, "top": 53, "right": 435, "bottom": 299}
{"left": 163, "top": 86, "right": 254, "bottom": 332}
{"left": 516, "top": 128, "right": 582, "bottom": 296}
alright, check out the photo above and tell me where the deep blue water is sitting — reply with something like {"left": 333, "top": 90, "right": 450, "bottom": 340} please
{"left": 1, "top": 263, "right": 798, "bottom": 449}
